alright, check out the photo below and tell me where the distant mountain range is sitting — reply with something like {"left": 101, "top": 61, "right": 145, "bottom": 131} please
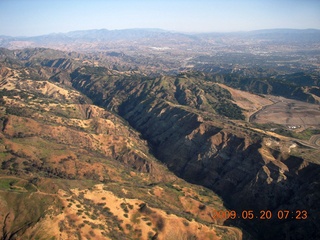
{"left": 1, "top": 28, "right": 320, "bottom": 50}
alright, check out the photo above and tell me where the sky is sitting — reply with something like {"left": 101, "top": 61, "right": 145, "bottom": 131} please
{"left": 0, "top": 0, "right": 319, "bottom": 36}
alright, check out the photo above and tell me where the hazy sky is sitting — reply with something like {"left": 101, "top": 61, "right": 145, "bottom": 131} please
{"left": 1, "top": 0, "right": 319, "bottom": 36}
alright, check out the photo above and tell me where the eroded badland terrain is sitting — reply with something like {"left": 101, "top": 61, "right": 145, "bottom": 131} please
{"left": 0, "top": 29, "right": 319, "bottom": 239}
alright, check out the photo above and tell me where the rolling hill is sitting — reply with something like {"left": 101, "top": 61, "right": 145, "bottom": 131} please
{"left": 0, "top": 43, "right": 319, "bottom": 239}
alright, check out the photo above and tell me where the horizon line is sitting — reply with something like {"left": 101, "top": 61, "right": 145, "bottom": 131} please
{"left": 1, "top": 27, "right": 320, "bottom": 38}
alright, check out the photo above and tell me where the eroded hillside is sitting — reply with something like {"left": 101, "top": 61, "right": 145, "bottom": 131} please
{"left": 66, "top": 61, "right": 320, "bottom": 240}
{"left": 0, "top": 65, "right": 240, "bottom": 239}
{"left": 0, "top": 48, "right": 319, "bottom": 240}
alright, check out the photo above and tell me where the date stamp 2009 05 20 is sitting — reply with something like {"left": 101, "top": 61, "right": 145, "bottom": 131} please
{"left": 209, "top": 209, "right": 308, "bottom": 220}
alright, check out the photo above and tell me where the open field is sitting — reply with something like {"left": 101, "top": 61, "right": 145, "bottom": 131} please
{"left": 217, "top": 83, "right": 273, "bottom": 120}
{"left": 222, "top": 83, "right": 320, "bottom": 147}
{"left": 249, "top": 96, "right": 320, "bottom": 129}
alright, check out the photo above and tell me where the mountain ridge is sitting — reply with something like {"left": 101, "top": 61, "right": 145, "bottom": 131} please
{"left": 0, "top": 58, "right": 243, "bottom": 239}
{"left": 0, "top": 43, "right": 319, "bottom": 239}
{"left": 1, "top": 28, "right": 320, "bottom": 38}
{"left": 1, "top": 28, "right": 320, "bottom": 50}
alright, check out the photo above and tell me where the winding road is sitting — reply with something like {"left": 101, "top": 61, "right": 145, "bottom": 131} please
{"left": 309, "top": 135, "right": 320, "bottom": 147}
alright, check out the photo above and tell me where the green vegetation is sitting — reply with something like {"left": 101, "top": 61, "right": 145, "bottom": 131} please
{"left": 215, "top": 100, "right": 245, "bottom": 120}
{"left": 271, "top": 128, "right": 318, "bottom": 140}
{"left": 220, "top": 72, "right": 318, "bottom": 104}
{"left": 0, "top": 152, "right": 9, "bottom": 158}
{"left": 254, "top": 123, "right": 320, "bottom": 140}
{"left": 0, "top": 178, "right": 19, "bottom": 190}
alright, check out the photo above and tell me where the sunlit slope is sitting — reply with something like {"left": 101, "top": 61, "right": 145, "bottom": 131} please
{"left": 0, "top": 66, "right": 240, "bottom": 239}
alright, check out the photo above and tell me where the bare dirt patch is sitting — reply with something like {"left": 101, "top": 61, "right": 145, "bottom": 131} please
{"left": 250, "top": 97, "right": 320, "bottom": 129}
{"left": 217, "top": 83, "right": 273, "bottom": 120}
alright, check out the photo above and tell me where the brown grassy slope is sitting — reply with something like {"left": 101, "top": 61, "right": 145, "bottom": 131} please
{"left": 0, "top": 69, "right": 241, "bottom": 239}
{"left": 217, "top": 83, "right": 273, "bottom": 120}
